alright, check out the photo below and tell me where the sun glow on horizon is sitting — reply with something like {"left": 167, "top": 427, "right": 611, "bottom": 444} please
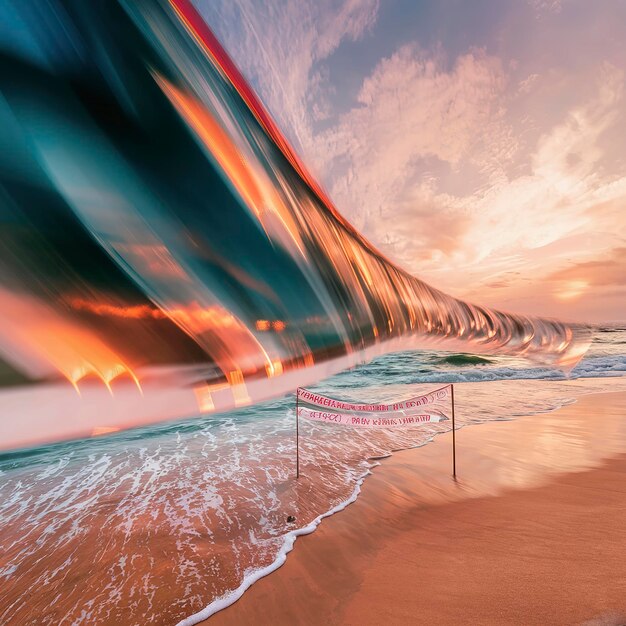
{"left": 555, "top": 280, "right": 589, "bottom": 301}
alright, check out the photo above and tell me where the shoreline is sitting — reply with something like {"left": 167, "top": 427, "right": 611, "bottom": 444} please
{"left": 200, "top": 390, "right": 626, "bottom": 625}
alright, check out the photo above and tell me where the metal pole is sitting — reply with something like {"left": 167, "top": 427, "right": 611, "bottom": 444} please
{"left": 296, "top": 391, "right": 300, "bottom": 479}
{"left": 451, "top": 383, "right": 456, "bottom": 479}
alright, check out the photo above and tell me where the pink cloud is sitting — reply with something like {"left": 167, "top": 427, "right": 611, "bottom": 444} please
{"left": 547, "top": 248, "right": 626, "bottom": 288}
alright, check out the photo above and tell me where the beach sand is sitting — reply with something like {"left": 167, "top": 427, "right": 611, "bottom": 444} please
{"left": 207, "top": 391, "right": 626, "bottom": 625}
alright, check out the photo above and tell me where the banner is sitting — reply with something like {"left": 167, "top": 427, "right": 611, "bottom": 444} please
{"left": 297, "top": 406, "right": 447, "bottom": 428}
{"left": 296, "top": 384, "right": 451, "bottom": 413}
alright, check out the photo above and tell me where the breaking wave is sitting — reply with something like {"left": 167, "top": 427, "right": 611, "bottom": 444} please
{"left": 0, "top": 0, "right": 591, "bottom": 451}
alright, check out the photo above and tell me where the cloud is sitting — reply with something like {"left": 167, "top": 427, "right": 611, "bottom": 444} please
{"left": 311, "top": 44, "right": 511, "bottom": 246}
{"left": 527, "top": 0, "right": 563, "bottom": 17}
{"left": 547, "top": 248, "right": 626, "bottom": 288}
{"left": 465, "top": 247, "right": 626, "bottom": 321}
{"left": 517, "top": 73, "right": 539, "bottom": 95}
{"left": 458, "top": 63, "right": 625, "bottom": 263}
{"left": 197, "top": 0, "right": 379, "bottom": 156}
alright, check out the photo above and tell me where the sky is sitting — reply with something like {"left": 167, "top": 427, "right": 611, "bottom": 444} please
{"left": 195, "top": 0, "right": 626, "bottom": 323}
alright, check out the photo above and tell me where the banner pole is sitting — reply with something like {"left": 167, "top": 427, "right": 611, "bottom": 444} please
{"left": 451, "top": 383, "right": 456, "bottom": 479}
{"left": 296, "top": 391, "right": 300, "bottom": 479}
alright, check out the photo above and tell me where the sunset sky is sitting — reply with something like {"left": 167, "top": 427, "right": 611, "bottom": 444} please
{"left": 197, "top": 0, "right": 625, "bottom": 323}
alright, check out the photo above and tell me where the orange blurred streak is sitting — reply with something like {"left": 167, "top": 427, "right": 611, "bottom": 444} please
{"left": 254, "top": 319, "right": 286, "bottom": 332}
{"left": 76, "top": 281, "right": 282, "bottom": 380}
{"left": 226, "top": 369, "right": 251, "bottom": 406}
{"left": 70, "top": 297, "right": 249, "bottom": 335}
{"left": 265, "top": 359, "right": 284, "bottom": 377}
{"left": 167, "top": 303, "right": 241, "bottom": 335}
{"left": 114, "top": 243, "right": 191, "bottom": 281}
{"left": 69, "top": 298, "right": 165, "bottom": 320}
{"left": 154, "top": 75, "right": 308, "bottom": 261}
{"left": 193, "top": 381, "right": 223, "bottom": 412}
{"left": 0, "top": 289, "right": 140, "bottom": 394}
{"left": 157, "top": 77, "right": 265, "bottom": 217}
{"left": 92, "top": 426, "right": 121, "bottom": 437}
{"left": 193, "top": 385, "right": 216, "bottom": 412}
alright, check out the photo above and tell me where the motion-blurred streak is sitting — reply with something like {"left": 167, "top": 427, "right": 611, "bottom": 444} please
{"left": 0, "top": 288, "right": 140, "bottom": 394}
{"left": 0, "top": 0, "right": 590, "bottom": 450}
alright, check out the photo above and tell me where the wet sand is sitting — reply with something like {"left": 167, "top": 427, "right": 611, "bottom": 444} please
{"left": 207, "top": 391, "right": 626, "bottom": 625}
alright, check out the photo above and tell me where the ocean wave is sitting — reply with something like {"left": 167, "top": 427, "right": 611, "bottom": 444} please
{"left": 437, "top": 354, "right": 493, "bottom": 366}
{"left": 406, "top": 355, "right": 626, "bottom": 385}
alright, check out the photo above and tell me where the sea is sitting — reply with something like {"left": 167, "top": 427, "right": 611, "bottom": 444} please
{"left": 1, "top": 325, "right": 625, "bottom": 625}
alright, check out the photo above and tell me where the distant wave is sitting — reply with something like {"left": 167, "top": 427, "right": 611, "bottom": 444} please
{"left": 438, "top": 354, "right": 493, "bottom": 366}
{"left": 409, "top": 355, "right": 626, "bottom": 384}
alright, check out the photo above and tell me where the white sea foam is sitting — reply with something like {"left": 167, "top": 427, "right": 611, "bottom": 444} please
{"left": 176, "top": 464, "right": 377, "bottom": 625}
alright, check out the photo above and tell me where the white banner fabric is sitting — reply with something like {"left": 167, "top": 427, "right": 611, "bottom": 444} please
{"left": 296, "top": 385, "right": 451, "bottom": 413}
{"left": 297, "top": 406, "right": 447, "bottom": 428}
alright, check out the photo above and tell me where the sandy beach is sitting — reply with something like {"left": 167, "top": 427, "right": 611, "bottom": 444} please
{"left": 208, "top": 391, "right": 626, "bottom": 625}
